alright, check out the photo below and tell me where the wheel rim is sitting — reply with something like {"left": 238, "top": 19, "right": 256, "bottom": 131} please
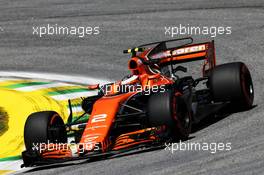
{"left": 172, "top": 95, "right": 191, "bottom": 131}
{"left": 48, "top": 114, "right": 66, "bottom": 143}
{"left": 241, "top": 65, "right": 254, "bottom": 105}
{"left": 179, "top": 111, "right": 191, "bottom": 130}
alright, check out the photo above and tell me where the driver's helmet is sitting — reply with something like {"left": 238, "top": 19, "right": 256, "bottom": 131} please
{"left": 128, "top": 57, "right": 161, "bottom": 75}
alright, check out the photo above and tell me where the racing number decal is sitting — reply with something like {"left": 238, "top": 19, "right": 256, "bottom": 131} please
{"left": 91, "top": 114, "right": 107, "bottom": 123}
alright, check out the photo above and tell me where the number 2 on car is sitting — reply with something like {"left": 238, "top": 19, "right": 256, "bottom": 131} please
{"left": 91, "top": 114, "right": 107, "bottom": 123}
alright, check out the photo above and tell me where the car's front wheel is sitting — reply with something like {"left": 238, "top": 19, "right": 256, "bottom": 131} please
{"left": 147, "top": 90, "right": 192, "bottom": 140}
{"left": 24, "top": 111, "right": 67, "bottom": 152}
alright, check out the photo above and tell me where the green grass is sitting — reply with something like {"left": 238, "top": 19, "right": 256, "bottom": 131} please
{"left": 0, "top": 155, "right": 21, "bottom": 161}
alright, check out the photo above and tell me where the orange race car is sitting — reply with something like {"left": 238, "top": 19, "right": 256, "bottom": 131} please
{"left": 21, "top": 37, "right": 254, "bottom": 167}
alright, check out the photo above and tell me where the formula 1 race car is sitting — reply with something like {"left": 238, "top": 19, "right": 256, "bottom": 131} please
{"left": 21, "top": 37, "right": 254, "bottom": 167}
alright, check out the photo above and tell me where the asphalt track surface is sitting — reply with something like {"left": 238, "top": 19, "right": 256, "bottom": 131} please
{"left": 0, "top": 0, "right": 264, "bottom": 174}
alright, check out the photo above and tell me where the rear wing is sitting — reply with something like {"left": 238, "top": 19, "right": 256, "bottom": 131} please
{"left": 146, "top": 39, "right": 216, "bottom": 76}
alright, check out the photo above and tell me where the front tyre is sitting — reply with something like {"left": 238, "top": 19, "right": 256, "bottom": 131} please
{"left": 147, "top": 90, "right": 192, "bottom": 140}
{"left": 24, "top": 111, "right": 67, "bottom": 152}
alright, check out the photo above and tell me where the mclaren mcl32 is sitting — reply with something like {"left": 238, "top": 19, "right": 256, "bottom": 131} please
{"left": 21, "top": 37, "right": 254, "bottom": 167}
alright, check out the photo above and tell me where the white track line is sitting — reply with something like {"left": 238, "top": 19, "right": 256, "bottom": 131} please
{"left": 15, "top": 82, "right": 76, "bottom": 92}
{"left": 51, "top": 91, "right": 98, "bottom": 101}
{"left": 0, "top": 71, "right": 111, "bottom": 85}
{"left": 0, "top": 160, "right": 24, "bottom": 172}
{"left": 68, "top": 105, "right": 84, "bottom": 114}
{"left": 0, "top": 78, "right": 21, "bottom": 82}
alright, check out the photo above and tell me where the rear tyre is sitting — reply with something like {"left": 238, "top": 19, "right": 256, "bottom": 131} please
{"left": 147, "top": 90, "right": 192, "bottom": 140}
{"left": 209, "top": 62, "right": 254, "bottom": 109}
{"left": 24, "top": 111, "right": 67, "bottom": 151}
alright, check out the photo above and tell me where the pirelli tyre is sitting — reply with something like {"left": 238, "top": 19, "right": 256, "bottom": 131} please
{"left": 147, "top": 90, "right": 192, "bottom": 140}
{"left": 209, "top": 62, "right": 254, "bottom": 109}
{"left": 24, "top": 111, "right": 67, "bottom": 152}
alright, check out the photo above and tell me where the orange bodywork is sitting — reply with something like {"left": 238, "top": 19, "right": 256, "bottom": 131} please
{"left": 41, "top": 144, "right": 72, "bottom": 159}
{"left": 147, "top": 42, "right": 216, "bottom": 75}
{"left": 79, "top": 92, "right": 137, "bottom": 152}
{"left": 112, "top": 127, "right": 164, "bottom": 150}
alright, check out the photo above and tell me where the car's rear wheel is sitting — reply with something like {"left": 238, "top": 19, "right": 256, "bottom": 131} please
{"left": 209, "top": 62, "right": 254, "bottom": 109}
{"left": 24, "top": 111, "right": 67, "bottom": 151}
{"left": 147, "top": 90, "right": 192, "bottom": 140}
